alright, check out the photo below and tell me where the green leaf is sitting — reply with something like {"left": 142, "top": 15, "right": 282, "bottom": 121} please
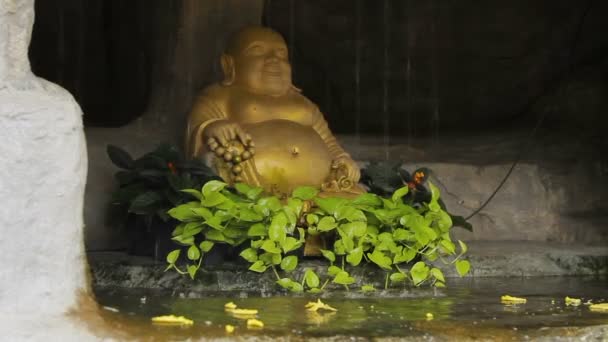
{"left": 202, "top": 180, "right": 227, "bottom": 197}
{"left": 199, "top": 240, "right": 214, "bottom": 252}
{"left": 289, "top": 282, "right": 304, "bottom": 293}
{"left": 314, "top": 197, "right": 348, "bottom": 215}
{"left": 128, "top": 191, "right": 162, "bottom": 214}
{"left": 394, "top": 248, "right": 417, "bottom": 264}
{"left": 458, "top": 240, "right": 468, "bottom": 254}
{"left": 280, "top": 255, "right": 298, "bottom": 272}
{"left": 201, "top": 192, "right": 227, "bottom": 207}
{"left": 428, "top": 181, "right": 440, "bottom": 202}
{"left": 276, "top": 278, "right": 293, "bottom": 289}
{"left": 247, "top": 223, "right": 267, "bottom": 237}
{"left": 249, "top": 260, "right": 267, "bottom": 273}
{"left": 187, "top": 265, "right": 198, "bottom": 280}
{"left": 367, "top": 250, "right": 392, "bottom": 270}
{"left": 393, "top": 228, "right": 412, "bottom": 241}
{"left": 317, "top": 216, "right": 338, "bottom": 232}
{"left": 269, "top": 213, "right": 287, "bottom": 244}
{"left": 435, "top": 281, "right": 446, "bottom": 288}
{"left": 257, "top": 196, "right": 282, "bottom": 212}
{"left": 440, "top": 239, "right": 456, "bottom": 254}
{"left": 166, "top": 249, "right": 180, "bottom": 264}
{"left": 333, "top": 271, "right": 355, "bottom": 285}
{"left": 361, "top": 284, "right": 376, "bottom": 292}
{"left": 303, "top": 269, "right": 320, "bottom": 288}
{"left": 298, "top": 227, "right": 306, "bottom": 243}
{"left": 205, "top": 230, "right": 225, "bottom": 242}
{"left": 306, "top": 214, "right": 319, "bottom": 225}
{"left": 107, "top": 145, "right": 135, "bottom": 169}
{"left": 282, "top": 237, "right": 301, "bottom": 253}
{"left": 327, "top": 265, "right": 342, "bottom": 276}
{"left": 352, "top": 193, "right": 383, "bottom": 207}
{"left": 390, "top": 272, "right": 407, "bottom": 283}
{"left": 239, "top": 208, "right": 263, "bottom": 222}
{"left": 191, "top": 207, "right": 213, "bottom": 220}
{"left": 185, "top": 245, "right": 200, "bottom": 260}
{"left": 336, "top": 206, "right": 367, "bottom": 222}
{"left": 172, "top": 235, "right": 195, "bottom": 246}
{"left": 340, "top": 222, "right": 367, "bottom": 238}
{"left": 308, "top": 288, "right": 322, "bottom": 294}
{"left": 205, "top": 216, "right": 224, "bottom": 231}
{"left": 287, "top": 198, "right": 303, "bottom": 216}
{"left": 261, "top": 240, "right": 281, "bottom": 254}
{"left": 455, "top": 260, "right": 471, "bottom": 276}
{"left": 391, "top": 186, "right": 409, "bottom": 202}
{"left": 346, "top": 247, "right": 363, "bottom": 266}
{"left": 283, "top": 207, "right": 297, "bottom": 234}
{"left": 320, "top": 249, "right": 336, "bottom": 263}
{"left": 431, "top": 268, "right": 445, "bottom": 283}
{"left": 239, "top": 248, "right": 258, "bottom": 262}
{"left": 181, "top": 189, "right": 203, "bottom": 200}
{"left": 234, "top": 183, "right": 263, "bottom": 200}
{"left": 292, "top": 186, "right": 319, "bottom": 200}
{"left": 410, "top": 261, "right": 430, "bottom": 285}
{"left": 333, "top": 239, "right": 346, "bottom": 255}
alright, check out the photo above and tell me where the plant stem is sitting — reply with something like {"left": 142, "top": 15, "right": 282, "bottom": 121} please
{"left": 342, "top": 256, "right": 345, "bottom": 270}
{"left": 385, "top": 273, "right": 389, "bottom": 290}
{"left": 271, "top": 265, "right": 281, "bottom": 280}
{"left": 320, "top": 278, "right": 330, "bottom": 290}
{"left": 344, "top": 285, "right": 350, "bottom": 292}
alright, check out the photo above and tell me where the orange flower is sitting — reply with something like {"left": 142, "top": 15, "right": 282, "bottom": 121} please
{"left": 167, "top": 162, "right": 177, "bottom": 174}
{"left": 414, "top": 171, "right": 425, "bottom": 184}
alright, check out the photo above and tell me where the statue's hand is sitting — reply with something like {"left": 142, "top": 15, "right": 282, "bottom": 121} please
{"left": 331, "top": 155, "right": 360, "bottom": 183}
{"left": 204, "top": 119, "right": 251, "bottom": 147}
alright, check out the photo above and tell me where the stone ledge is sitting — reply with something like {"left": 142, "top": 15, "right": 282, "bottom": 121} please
{"left": 89, "top": 241, "right": 608, "bottom": 294}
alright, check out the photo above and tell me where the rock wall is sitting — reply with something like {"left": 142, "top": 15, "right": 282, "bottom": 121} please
{"left": 0, "top": 0, "right": 95, "bottom": 339}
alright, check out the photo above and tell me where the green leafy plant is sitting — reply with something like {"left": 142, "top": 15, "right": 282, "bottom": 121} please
{"left": 106, "top": 143, "right": 219, "bottom": 228}
{"left": 165, "top": 179, "right": 471, "bottom": 290}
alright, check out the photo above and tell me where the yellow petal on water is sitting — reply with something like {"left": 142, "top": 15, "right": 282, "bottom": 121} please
{"left": 589, "top": 303, "right": 608, "bottom": 313}
{"left": 500, "top": 295, "right": 527, "bottom": 304}
{"left": 565, "top": 296, "right": 582, "bottom": 306}
{"left": 246, "top": 318, "right": 264, "bottom": 329}
{"left": 426, "top": 312, "right": 434, "bottom": 320}
{"left": 305, "top": 299, "right": 338, "bottom": 312}
{"left": 225, "top": 324, "right": 235, "bottom": 333}
{"left": 224, "top": 302, "right": 237, "bottom": 310}
{"left": 151, "top": 315, "right": 194, "bottom": 325}
{"left": 230, "top": 308, "right": 258, "bottom": 315}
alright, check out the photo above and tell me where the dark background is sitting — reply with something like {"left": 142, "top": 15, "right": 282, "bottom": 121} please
{"left": 29, "top": 0, "right": 608, "bottom": 140}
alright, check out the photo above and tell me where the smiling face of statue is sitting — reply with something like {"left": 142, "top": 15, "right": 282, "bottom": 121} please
{"left": 224, "top": 27, "right": 292, "bottom": 97}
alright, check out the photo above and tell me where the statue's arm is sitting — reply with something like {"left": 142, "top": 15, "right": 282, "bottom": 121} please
{"left": 311, "top": 107, "right": 349, "bottom": 159}
{"left": 185, "top": 94, "right": 227, "bottom": 159}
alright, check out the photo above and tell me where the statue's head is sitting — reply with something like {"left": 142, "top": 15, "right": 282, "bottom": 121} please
{"left": 221, "top": 26, "right": 292, "bottom": 97}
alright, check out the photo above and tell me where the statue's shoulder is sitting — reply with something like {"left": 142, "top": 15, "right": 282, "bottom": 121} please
{"left": 195, "top": 83, "right": 230, "bottom": 104}
{"left": 288, "top": 86, "right": 319, "bottom": 112}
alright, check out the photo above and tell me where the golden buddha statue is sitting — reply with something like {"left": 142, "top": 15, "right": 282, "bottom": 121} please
{"left": 186, "top": 26, "right": 363, "bottom": 196}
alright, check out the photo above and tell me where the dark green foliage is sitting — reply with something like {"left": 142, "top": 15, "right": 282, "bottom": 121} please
{"left": 106, "top": 143, "right": 220, "bottom": 228}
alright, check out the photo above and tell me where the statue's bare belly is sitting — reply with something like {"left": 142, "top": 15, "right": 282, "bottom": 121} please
{"left": 243, "top": 119, "right": 332, "bottom": 191}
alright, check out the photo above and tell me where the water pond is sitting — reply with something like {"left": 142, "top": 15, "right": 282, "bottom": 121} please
{"left": 93, "top": 276, "right": 608, "bottom": 340}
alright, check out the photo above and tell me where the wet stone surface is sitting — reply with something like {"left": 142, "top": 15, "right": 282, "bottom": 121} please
{"left": 89, "top": 241, "right": 608, "bottom": 294}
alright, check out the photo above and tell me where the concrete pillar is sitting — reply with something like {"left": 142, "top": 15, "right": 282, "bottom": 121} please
{"left": 0, "top": 0, "right": 94, "bottom": 339}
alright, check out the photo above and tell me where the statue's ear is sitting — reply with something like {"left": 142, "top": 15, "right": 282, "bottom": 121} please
{"left": 220, "top": 54, "right": 235, "bottom": 86}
